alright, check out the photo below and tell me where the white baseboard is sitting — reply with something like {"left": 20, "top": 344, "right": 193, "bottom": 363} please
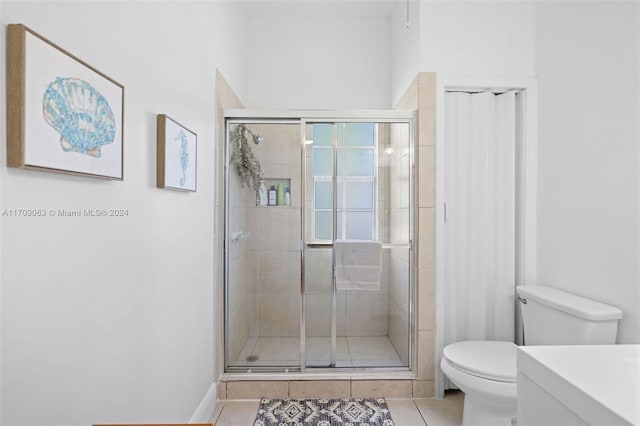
{"left": 189, "top": 381, "right": 217, "bottom": 423}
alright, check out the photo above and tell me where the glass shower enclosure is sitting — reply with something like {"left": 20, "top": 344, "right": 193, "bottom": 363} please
{"left": 224, "top": 111, "right": 414, "bottom": 372}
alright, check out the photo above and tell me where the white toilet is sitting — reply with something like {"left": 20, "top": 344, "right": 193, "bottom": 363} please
{"left": 440, "top": 284, "right": 623, "bottom": 426}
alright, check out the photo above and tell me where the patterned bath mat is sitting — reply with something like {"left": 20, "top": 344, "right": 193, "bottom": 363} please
{"left": 253, "top": 397, "right": 395, "bottom": 425}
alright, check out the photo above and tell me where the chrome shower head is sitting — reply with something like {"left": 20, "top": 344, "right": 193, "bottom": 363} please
{"left": 240, "top": 125, "right": 263, "bottom": 145}
{"left": 252, "top": 133, "right": 264, "bottom": 145}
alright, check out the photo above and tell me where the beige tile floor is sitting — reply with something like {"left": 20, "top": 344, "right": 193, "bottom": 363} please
{"left": 211, "top": 390, "right": 464, "bottom": 425}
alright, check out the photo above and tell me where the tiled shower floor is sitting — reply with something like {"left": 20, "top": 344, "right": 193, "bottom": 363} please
{"left": 231, "top": 336, "right": 405, "bottom": 368}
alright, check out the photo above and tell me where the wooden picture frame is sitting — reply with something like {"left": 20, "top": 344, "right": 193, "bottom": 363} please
{"left": 157, "top": 114, "right": 197, "bottom": 192}
{"left": 6, "top": 24, "right": 124, "bottom": 179}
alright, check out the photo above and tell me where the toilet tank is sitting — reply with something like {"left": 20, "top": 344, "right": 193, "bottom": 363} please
{"left": 516, "top": 285, "right": 623, "bottom": 345}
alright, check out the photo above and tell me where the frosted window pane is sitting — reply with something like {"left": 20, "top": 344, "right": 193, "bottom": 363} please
{"left": 313, "top": 124, "right": 332, "bottom": 146}
{"left": 313, "top": 148, "right": 332, "bottom": 176}
{"left": 315, "top": 211, "right": 332, "bottom": 240}
{"left": 344, "top": 182, "right": 373, "bottom": 209}
{"left": 315, "top": 182, "right": 332, "bottom": 209}
{"left": 344, "top": 123, "right": 374, "bottom": 146}
{"left": 340, "top": 149, "right": 374, "bottom": 176}
{"left": 345, "top": 212, "right": 373, "bottom": 240}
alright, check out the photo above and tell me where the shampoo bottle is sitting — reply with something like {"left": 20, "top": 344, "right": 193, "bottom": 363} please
{"left": 268, "top": 185, "right": 277, "bottom": 206}
{"left": 284, "top": 187, "right": 291, "bottom": 206}
{"left": 257, "top": 180, "right": 267, "bottom": 206}
{"left": 276, "top": 183, "right": 285, "bottom": 206}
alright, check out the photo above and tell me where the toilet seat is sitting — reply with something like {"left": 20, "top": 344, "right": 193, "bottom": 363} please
{"left": 443, "top": 341, "right": 517, "bottom": 383}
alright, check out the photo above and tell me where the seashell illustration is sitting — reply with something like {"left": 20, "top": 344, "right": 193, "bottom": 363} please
{"left": 42, "top": 77, "right": 116, "bottom": 158}
{"left": 177, "top": 129, "right": 189, "bottom": 186}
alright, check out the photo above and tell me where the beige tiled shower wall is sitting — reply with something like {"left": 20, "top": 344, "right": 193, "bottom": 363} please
{"left": 303, "top": 248, "right": 390, "bottom": 338}
{"left": 245, "top": 124, "right": 302, "bottom": 338}
{"left": 394, "top": 72, "right": 436, "bottom": 398}
{"left": 302, "top": 126, "right": 391, "bottom": 339}
{"left": 241, "top": 122, "right": 393, "bottom": 340}
{"left": 387, "top": 121, "right": 412, "bottom": 365}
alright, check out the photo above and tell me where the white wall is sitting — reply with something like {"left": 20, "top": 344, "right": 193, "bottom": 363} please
{"left": 419, "top": 1, "right": 536, "bottom": 77}
{"left": 246, "top": 0, "right": 537, "bottom": 107}
{"left": 243, "top": 1, "right": 391, "bottom": 109}
{"left": 0, "top": 2, "right": 245, "bottom": 424}
{"left": 390, "top": 0, "right": 421, "bottom": 106}
{"left": 536, "top": 1, "right": 640, "bottom": 343}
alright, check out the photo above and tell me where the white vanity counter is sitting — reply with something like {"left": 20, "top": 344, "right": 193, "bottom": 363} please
{"left": 517, "top": 344, "right": 640, "bottom": 426}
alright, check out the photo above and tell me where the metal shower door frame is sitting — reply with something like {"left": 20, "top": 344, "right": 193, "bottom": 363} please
{"left": 223, "top": 110, "right": 415, "bottom": 374}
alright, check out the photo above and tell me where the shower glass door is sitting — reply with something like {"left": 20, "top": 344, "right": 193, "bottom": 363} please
{"left": 225, "top": 121, "right": 302, "bottom": 370}
{"left": 303, "top": 120, "right": 413, "bottom": 369}
{"left": 224, "top": 113, "right": 413, "bottom": 373}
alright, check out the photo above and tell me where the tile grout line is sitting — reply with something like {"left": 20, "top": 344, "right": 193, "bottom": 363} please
{"left": 345, "top": 336, "right": 354, "bottom": 366}
{"left": 412, "top": 399, "right": 429, "bottom": 426}
{"left": 213, "top": 402, "right": 226, "bottom": 425}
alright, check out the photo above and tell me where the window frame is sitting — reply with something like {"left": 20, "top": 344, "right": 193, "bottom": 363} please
{"left": 308, "top": 122, "right": 379, "bottom": 243}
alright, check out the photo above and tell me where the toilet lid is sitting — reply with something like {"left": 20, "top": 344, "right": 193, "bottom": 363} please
{"left": 443, "top": 341, "right": 517, "bottom": 383}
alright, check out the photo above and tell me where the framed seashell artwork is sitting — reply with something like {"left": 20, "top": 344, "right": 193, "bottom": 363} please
{"left": 157, "top": 114, "right": 197, "bottom": 192}
{"left": 6, "top": 24, "right": 124, "bottom": 179}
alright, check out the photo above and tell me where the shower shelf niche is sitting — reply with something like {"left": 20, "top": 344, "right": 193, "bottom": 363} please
{"left": 259, "top": 177, "right": 291, "bottom": 207}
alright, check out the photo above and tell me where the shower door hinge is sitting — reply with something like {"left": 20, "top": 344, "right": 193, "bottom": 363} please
{"left": 444, "top": 202, "right": 449, "bottom": 222}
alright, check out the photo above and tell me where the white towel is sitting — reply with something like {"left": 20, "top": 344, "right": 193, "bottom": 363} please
{"left": 334, "top": 239, "right": 383, "bottom": 291}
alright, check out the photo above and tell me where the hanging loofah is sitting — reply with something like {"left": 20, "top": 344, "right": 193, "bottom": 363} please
{"left": 230, "top": 125, "right": 264, "bottom": 190}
